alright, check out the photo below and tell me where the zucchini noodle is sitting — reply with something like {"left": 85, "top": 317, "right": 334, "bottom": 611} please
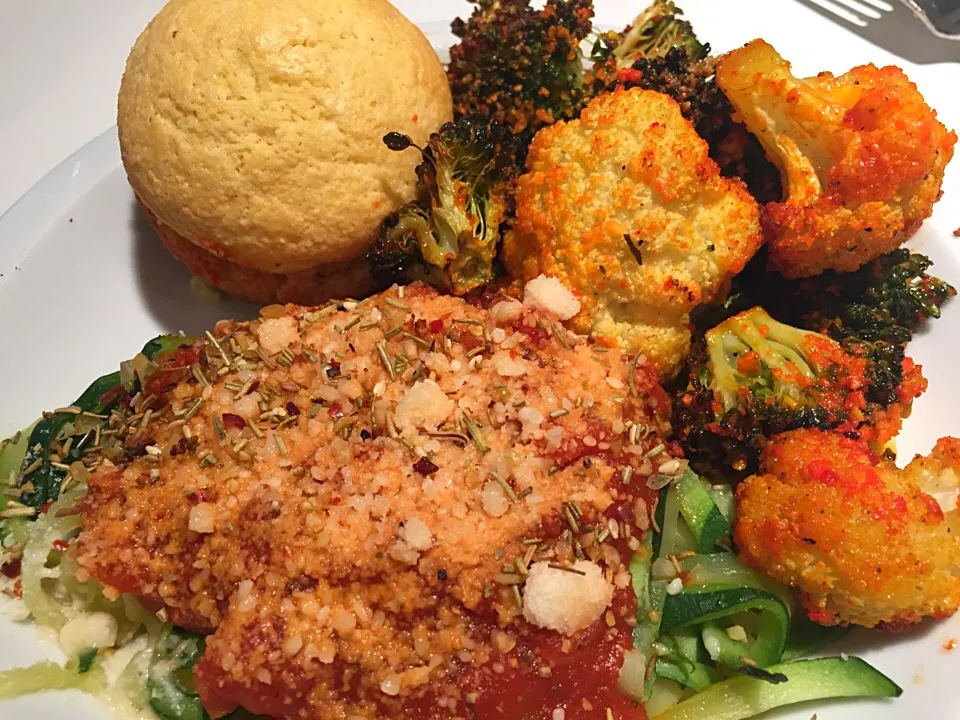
{"left": 1, "top": 478, "right": 168, "bottom": 712}
{"left": 622, "top": 469, "right": 900, "bottom": 718}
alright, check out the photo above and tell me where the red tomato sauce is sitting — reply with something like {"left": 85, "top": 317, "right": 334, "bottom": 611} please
{"left": 194, "top": 405, "right": 661, "bottom": 720}
{"left": 400, "top": 587, "right": 645, "bottom": 720}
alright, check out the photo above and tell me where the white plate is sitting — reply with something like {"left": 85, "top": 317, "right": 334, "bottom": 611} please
{"left": 2, "top": 4, "right": 960, "bottom": 719}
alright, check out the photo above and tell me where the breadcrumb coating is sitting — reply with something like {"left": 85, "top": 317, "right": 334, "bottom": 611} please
{"left": 503, "top": 88, "right": 763, "bottom": 378}
{"left": 74, "top": 284, "right": 671, "bottom": 719}
{"left": 717, "top": 40, "right": 956, "bottom": 278}
{"left": 735, "top": 429, "right": 960, "bottom": 629}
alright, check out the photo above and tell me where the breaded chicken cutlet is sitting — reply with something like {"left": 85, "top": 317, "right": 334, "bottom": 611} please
{"left": 75, "top": 284, "right": 679, "bottom": 719}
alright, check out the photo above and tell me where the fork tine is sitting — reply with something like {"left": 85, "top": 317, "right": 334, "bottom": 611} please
{"left": 805, "top": 0, "right": 870, "bottom": 26}
{"left": 832, "top": 0, "right": 884, "bottom": 18}
{"left": 857, "top": 0, "right": 895, "bottom": 10}
{"left": 795, "top": 0, "right": 960, "bottom": 61}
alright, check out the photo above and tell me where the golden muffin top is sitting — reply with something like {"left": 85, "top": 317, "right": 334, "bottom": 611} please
{"left": 118, "top": 0, "right": 452, "bottom": 274}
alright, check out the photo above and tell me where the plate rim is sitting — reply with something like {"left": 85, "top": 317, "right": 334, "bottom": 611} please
{"left": 0, "top": 14, "right": 958, "bottom": 720}
{"left": 0, "top": 125, "right": 121, "bottom": 288}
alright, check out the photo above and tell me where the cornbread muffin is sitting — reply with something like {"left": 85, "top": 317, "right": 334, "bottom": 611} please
{"left": 76, "top": 284, "right": 676, "bottom": 719}
{"left": 119, "top": 0, "right": 452, "bottom": 303}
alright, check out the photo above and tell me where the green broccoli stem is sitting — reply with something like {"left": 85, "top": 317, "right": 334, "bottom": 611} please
{"left": 706, "top": 308, "right": 822, "bottom": 411}
{"left": 367, "top": 118, "right": 515, "bottom": 295}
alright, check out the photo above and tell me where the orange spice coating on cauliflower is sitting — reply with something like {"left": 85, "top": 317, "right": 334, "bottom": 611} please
{"left": 735, "top": 428, "right": 960, "bottom": 630}
{"left": 717, "top": 40, "right": 956, "bottom": 279}
{"left": 503, "top": 88, "right": 763, "bottom": 378}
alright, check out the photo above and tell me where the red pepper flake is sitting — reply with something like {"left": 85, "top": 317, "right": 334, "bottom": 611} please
{"left": 512, "top": 320, "right": 550, "bottom": 347}
{"left": 459, "top": 331, "right": 483, "bottom": 352}
{"left": 39, "top": 501, "right": 54, "bottom": 514}
{"left": 99, "top": 384, "right": 126, "bottom": 408}
{"left": 736, "top": 351, "right": 761, "bottom": 375}
{"left": 944, "top": 638, "right": 957, "bottom": 652}
{"left": 326, "top": 361, "right": 342, "bottom": 379}
{"left": 248, "top": 380, "right": 260, "bottom": 395}
{"left": 222, "top": 413, "right": 247, "bottom": 430}
{"left": 924, "top": 494, "right": 945, "bottom": 522}
{"left": 285, "top": 402, "right": 301, "bottom": 417}
{"left": 413, "top": 457, "right": 439, "bottom": 476}
{"left": 807, "top": 608, "right": 834, "bottom": 625}
{"left": 52, "top": 539, "right": 69, "bottom": 552}
{"left": 145, "top": 345, "right": 202, "bottom": 396}
{"left": 808, "top": 460, "right": 841, "bottom": 487}
{"left": 1, "top": 559, "right": 21, "bottom": 579}
{"left": 170, "top": 437, "right": 190, "bottom": 456}
{"left": 616, "top": 67, "right": 643, "bottom": 84}
{"left": 429, "top": 319, "right": 445, "bottom": 333}
{"left": 329, "top": 402, "right": 344, "bottom": 420}
{"left": 12, "top": 579, "right": 22, "bottom": 598}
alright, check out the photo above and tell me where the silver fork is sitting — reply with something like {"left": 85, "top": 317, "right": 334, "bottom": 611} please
{"left": 798, "top": 0, "right": 960, "bottom": 62}
{"left": 901, "top": 0, "right": 960, "bottom": 37}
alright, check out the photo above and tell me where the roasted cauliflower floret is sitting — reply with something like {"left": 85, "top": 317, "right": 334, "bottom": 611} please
{"left": 735, "top": 429, "right": 960, "bottom": 630}
{"left": 503, "top": 88, "right": 763, "bottom": 377}
{"left": 717, "top": 40, "right": 956, "bottom": 279}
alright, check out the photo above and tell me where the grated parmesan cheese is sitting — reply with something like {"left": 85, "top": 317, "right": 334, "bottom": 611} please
{"left": 517, "top": 406, "right": 545, "bottom": 438}
{"left": 256, "top": 316, "right": 299, "bottom": 355}
{"left": 401, "top": 517, "right": 434, "bottom": 551}
{"left": 394, "top": 379, "right": 454, "bottom": 434}
{"left": 188, "top": 503, "right": 216, "bottom": 534}
{"left": 522, "top": 561, "right": 613, "bottom": 636}
{"left": 523, "top": 275, "right": 581, "bottom": 321}
{"left": 493, "top": 352, "right": 528, "bottom": 378}
{"left": 490, "top": 299, "right": 524, "bottom": 325}
{"left": 481, "top": 480, "right": 509, "bottom": 518}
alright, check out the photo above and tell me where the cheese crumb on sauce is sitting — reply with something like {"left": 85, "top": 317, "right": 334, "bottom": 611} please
{"left": 481, "top": 480, "right": 510, "bottom": 518}
{"left": 490, "top": 299, "right": 524, "bottom": 325}
{"left": 256, "top": 316, "right": 299, "bottom": 355}
{"left": 523, "top": 275, "right": 581, "bottom": 321}
{"left": 394, "top": 378, "right": 455, "bottom": 434}
{"left": 522, "top": 561, "right": 614, "bottom": 636}
{"left": 401, "top": 517, "right": 434, "bottom": 551}
{"left": 189, "top": 503, "right": 217, "bottom": 534}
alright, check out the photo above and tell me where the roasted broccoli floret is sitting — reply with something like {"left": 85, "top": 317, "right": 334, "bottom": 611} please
{"left": 447, "top": 0, "right": 595, "bottom": 153}
{"left": 674, "top": 307, "right": 925, "bottom": 476}
{"left": 590, "top": 0, "right": 704, "bottom": 73}
{"left": 716, "top": 40, "right": 957, "bottom": 278}
{"left": 610, "top": 48, "right": 722, "bottom": 137}
{"left": 788, "top": 250, "right": 957, "bottom": 344}
{"left": 710, "top": 248, "right": 956, "bottom": 345}
{"left": 366, "top": 118, "right": 517, "bottom": 296}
